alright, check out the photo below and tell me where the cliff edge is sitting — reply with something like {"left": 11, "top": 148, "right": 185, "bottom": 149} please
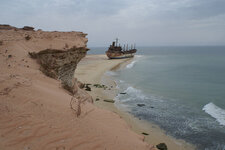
{"left": 0, "top": 25, "right": 152, "bottom": 150}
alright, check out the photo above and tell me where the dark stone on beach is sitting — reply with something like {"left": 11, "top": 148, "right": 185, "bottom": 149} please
{"left": 137, "top": 104, "right": 145, "bottom": 107}
{"left": 93, "top": 84, "right": 103, "bottom": 88}
{"left": 94, "top": 84, "right": 108, "bottom": 89}
{"left": 150, "top": 106, "right": 154, "bottom": 108}
{"left": 103, "top": 99, "right": 115, "bottom": 103}
{"left": 156, "top": 143, "right": 168, "bottom": 150}
{"left": 120, "top": 92, "right": 126, "bottom": 94}
{"left": 85, "top": 85, "right": 91, "bottom": 91}
{"left": 96, "top": 98, "right": 100, "bottom": 101}
{"left": 142, "top": 132, "right": 149, "bottom": 135}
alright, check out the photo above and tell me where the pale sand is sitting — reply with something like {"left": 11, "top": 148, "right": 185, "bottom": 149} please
{"left": 0, "top": 30, "right": 154, "bottom": 150}
{"left": 75, "top": 54, "right": 195, "bottom": 150}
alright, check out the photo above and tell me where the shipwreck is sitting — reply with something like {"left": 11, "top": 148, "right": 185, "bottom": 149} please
{"left": 106, "top": 38, "right": 137, "bottom": 59}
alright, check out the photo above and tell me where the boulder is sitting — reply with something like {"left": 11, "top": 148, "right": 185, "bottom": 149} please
{"left": 156, "top": 143, "right": 167, "bottom": 150}
{"left": 22, "top": 26, "right": 35, "bottom": 31}
{"left": 137, "top": 104, "right": 145, "bottom": 107}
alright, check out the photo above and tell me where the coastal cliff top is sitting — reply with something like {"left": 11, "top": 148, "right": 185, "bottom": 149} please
{"left": 0, "top": 25, "right": 152, "bottom": 150}
{"left": 0, "top": 24, "right": 88, "bottom": 53}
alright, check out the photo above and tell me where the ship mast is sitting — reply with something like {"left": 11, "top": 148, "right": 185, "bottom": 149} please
{"left": 115, "top": 38, "right": 118, "bottom": 47}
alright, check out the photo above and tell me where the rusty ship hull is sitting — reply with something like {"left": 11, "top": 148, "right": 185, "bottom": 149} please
{"left": 106, "top": 39, "right": 137, "bottom": 59}
{"left": 106, "top": 51, "right": 135, "bottom": 59}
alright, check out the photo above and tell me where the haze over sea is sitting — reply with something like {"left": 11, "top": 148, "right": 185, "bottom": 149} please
{"left": 89, "top": 46, "right": 225, "bottom": 150}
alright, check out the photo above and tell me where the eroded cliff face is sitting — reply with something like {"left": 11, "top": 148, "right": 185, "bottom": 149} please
{"left": 29, "top": 46, "right": 89, "bottom": 94}
{"left": 0, "top": 24, "right": 92, "bottom": 100}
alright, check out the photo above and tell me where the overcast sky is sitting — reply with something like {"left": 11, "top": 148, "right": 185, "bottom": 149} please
{"left": 1, "top": 0, "right": 225, "bottom": 46}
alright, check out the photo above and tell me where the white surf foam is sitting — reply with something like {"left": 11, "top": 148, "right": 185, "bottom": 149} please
{"left": 126, "top": 61, "right": 137, "bottom": 69}
{"left": 124, "top": 86, "right": 147, "bottom": 100}
{"left": 203, "top": 102, "right": 225, "bottom": 126}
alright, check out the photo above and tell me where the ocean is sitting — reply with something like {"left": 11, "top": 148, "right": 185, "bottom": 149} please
{"left": 89, "top": 46, "right": 225, "bottom": 150}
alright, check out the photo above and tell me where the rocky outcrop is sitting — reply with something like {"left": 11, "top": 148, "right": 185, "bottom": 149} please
{"left": 0, "top": 24, "right": 91, "bottom": 101}
{"left": 0, "top": 24, "right": 17, "bottom": 30}
{"left": 29, "top": 46, "right": 89, "bottom": 94}
{"left": 22, "top": 26, "right": 35, "bottom": 31}
{"left": 0, "top": 24, "right": 34, "bottom": 31}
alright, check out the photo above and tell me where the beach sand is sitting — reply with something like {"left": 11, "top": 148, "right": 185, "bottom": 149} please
{"left": 75, "top": 54, "right": 195, "bottom": 150}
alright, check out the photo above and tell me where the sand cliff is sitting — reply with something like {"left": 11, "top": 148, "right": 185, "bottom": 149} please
{"left": 0, "top": 25, "right": 154, "bottom": 150}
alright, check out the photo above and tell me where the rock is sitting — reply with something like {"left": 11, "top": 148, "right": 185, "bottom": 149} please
{"left": 96, "top": 98, "right": 100, "bottom": 101}
{"left": 156, "top": 143, "right": 168, "bottom": 150}
{"left": 25, "top": 35, "right": 31, "bottom": 40}
{"left": 0, "top": 40, "right": 3, "bottom": 46}
{"left": 22, "top": 26, "right": 34, "bottom": 31}
{"left": 0, "top": 24, "right": 17, "bottom": 30}
{"left": 137, "top": 104, "right": 145, "bottom": 107}
{"left": 77, "top": 81, "right": 85, "bottom": 89}
{"left": 142, "top": 132, "right": 149, "bottom": 135}
{"left": 8, "top": 55, "right": 12, "bottom": 58}
{"left": 29, "top": 46, "right": 89, "bottom": 94}
{"left": 103, "top": 99, "right": 115, "bottom": 103}
{"left": 120, "top": 92, "right": 126, "bottom": 94}
{"left": 93, "top": 84, "right": 107, "bottom": 88}
{"left": 85, "top": 85, "right": 91, "bottom": 91}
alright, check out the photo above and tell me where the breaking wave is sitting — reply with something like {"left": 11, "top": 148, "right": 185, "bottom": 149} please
{"left": 122, "top": 86, "right": 147, "bottom": 101}
{"left": 126, "top": 61, "right": 137, "bottom": 69}
{"left": 203, "top": 102, "right": 225, "bottom": 126}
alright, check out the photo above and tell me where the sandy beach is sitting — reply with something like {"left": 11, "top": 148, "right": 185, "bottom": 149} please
{"left": 75, "top": 54, "right": 195, "bottom": 150}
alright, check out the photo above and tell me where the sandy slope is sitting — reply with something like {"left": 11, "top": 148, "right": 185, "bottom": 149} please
{"left": 0, "top": 28, "right": 153, "bottom": 150}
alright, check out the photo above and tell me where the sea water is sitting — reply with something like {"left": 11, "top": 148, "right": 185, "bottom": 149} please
{"left": 89, "top": 46, "right": 225, "bottom": 150}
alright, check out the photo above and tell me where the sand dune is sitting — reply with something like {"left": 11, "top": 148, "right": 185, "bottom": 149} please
{"left": 0, "top": 26, "right": 154, "bottom": 150}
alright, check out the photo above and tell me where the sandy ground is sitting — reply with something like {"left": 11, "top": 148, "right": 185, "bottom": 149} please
{"left": 75, "top": 54, "right": 195, "bottom": 150}
{"left": 0, "top": 29, "right": 154, "bottom": 150}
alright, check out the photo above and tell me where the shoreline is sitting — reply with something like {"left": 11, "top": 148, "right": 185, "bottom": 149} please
{"left": 75, "top": 54, "right": 195, "bottom": 150}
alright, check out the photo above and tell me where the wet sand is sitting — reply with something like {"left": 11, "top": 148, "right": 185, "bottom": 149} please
{"left": 75, "top": 54, "right": 195, "bottom": 150}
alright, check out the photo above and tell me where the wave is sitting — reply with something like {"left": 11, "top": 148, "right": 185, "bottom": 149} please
{"left": 122, "top": 86, "right": 147, "bottom": 100}
{"left": 203, "top": 102, "right": 225, "bottom": 126}
{"left": 126, "top": 61, "right": 137, "bottom": 69}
